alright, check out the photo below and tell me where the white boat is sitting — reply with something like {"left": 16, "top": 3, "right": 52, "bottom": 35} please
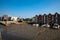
{"left": 53, "top": 23, "right": 60, "bottom": 29}
{"left": 41, "top": 24, "right": 50, "bottom": 28}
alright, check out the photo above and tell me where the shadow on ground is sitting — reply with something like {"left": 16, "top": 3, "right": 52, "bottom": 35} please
{"left": 1, "top": 33, "right": 30, "bottom": 40}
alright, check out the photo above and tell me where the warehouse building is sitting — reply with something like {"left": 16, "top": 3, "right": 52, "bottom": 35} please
{"left": 32, "top": 12, "right": 60, "bottom": 26}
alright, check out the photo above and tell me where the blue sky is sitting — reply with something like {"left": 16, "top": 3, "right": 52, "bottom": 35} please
{"left": 0, "top": 0, "right": 60, "bottom": 18}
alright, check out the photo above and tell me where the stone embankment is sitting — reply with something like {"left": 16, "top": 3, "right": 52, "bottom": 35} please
{"left": 0, "top": 21, "right": 26, "bottom": 26}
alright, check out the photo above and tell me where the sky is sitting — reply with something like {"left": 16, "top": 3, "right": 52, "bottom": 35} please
{"left": 0, "top": 0, "right": 60, "bottom": 18}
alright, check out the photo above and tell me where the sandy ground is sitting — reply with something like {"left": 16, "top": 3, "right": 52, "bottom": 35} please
{"left": 0, "top": 24, "right": 60, "bottom": 40}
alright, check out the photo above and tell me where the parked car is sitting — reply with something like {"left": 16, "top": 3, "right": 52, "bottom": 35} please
{"left": 41, "top": 24, "right": 46, "bottom": 27}
{"left": 41, "top": 24, "right": 50, "bottom": 28}
{"left": 53, "top": 23, "right": 60, "bottom": 29}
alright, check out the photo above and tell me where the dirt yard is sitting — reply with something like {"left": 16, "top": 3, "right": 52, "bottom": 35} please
{"left": 0, "top": 24, "right": 60, "bottom": 40}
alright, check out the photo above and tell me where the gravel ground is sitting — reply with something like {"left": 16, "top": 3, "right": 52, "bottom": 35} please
{"left": 0, "top": 24, "right": 60, "bottom": 40}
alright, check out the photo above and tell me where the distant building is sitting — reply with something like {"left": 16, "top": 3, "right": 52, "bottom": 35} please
{"left": 0, "top": 17, "right": 2, "bottom": 21}
{"left": 32, "top": 15, "right": 38, "bottom": 23}
{"left": 10, "top": 16, "right": 18, "bottom": 21}
{"left": 8, "top": 17, "right": 11, "bottom": 21}
{"left": 42, "top": 14, "right": 47, "bottom": 24}
{"left": 17, "top": 18, "right": 23, "bottom": 22}
{"left": 2, "top": 14, "right": 8, "bottom": 21}
{"left": 0, "top": 14, "right": 23, "bottom": 22}
{"left": 32, "top": 17, "right": 36, "bottom": 23}
{"left": 47, "top": 13, "right": 52, "bottom": 25}
{"left": 53, "top": 12, "right": 60, "bottom": 24}
{"left": 38, "top": 14, "right": 42, "bottom": 25}
{"left": 32, "top": 12, "right": 60, "bottom": 25}
{"left": 58, "top": 14, "right": 60, "bottom": 25}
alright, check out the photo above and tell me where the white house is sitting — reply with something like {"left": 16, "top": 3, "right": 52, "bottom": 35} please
{"left": 11, "top": 16, "right": 18, "bottom": 21}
